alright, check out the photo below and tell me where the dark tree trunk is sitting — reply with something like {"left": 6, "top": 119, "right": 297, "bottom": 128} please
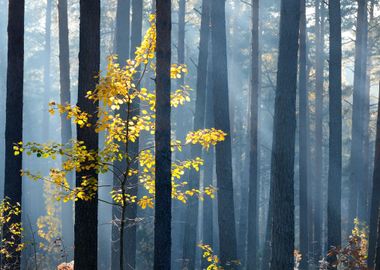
{"left": 211, "top": 0, "right": 238, "bottom": 266}
{"left": 369, "top": 82, "right": 380, "bottom": 269}
{"left": 327, "top": 0, "right": 342, "bottom": 253}
{"left": 2, "top": 0, "right": 24, "bottom": 268}
{"left": 154, "top": 0, "right": 172, "bottom": 269}
{"left": 201, "top": 31, "right": 214, "bottom": 270}
{"left": 348, "top": 0, "right": 368, "bottom": 225}
{"left": 313, "top": 0, "right": 325, "bottom": 262}
{"left": 298, "top": 0, "right": 308, "bottom": 268}
{"left": 58, "top": 0, "right": 74, "bottom": 259}
{"left": 74, "top": 1, "right": 100, "bottom": 269}
{"left": 111, "top": 1, "right": 130, "bottom": 268}
{"left": 123, "top": 1, "right": 143, "bottom": 269}
{"left": 247, "top": 0, "right": 259, "bottom": 269}
{"left": 269, "top": 0, "right": 300, "bottom": 269}
{"left": 182, "top": 0, "right": 209, "bottom": 268}
{"left": 376, "top": 210, "right": 380, "bottom": 269}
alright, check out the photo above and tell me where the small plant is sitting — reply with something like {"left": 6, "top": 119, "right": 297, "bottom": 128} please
{"left": 320, "top": 218, "right": 368, "bottom": 270}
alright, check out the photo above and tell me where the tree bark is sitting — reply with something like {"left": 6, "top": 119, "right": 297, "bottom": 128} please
{"left": 247, "top": 0, "right": 259, "bottom": 269}
{"left": 269, "top": 0, "right": 300, "bottom": 269}
{"left": 369, "top": 82, "right": 380, "bottom": 268}
{"left": 327, "top": 0, "right": 342, "bottom": 254}
{"left": 182, "top": 0, "right": 209, "bottom": 268}
{"left": 2, "top": 0, "right": 24, "bottom": 268}
{"left": 154, "top": 0, "right": 172, "bottom": 269}
{"left": 211, "top": 0, "right": 238, "bottom": 266}
{"left": 348, "top": 0, "right": 368, "bottom": 225}
{"left": 298, "top": 0, "right": 308, "bottom": 268}
{"left": 74, "top": 1, "right": 100, "bottom": 269}
{"left": 58, "top": 0, "right": 74, "bottom": 260}
{"left": 313, "top": 0, "right": 325, "bottom": 262}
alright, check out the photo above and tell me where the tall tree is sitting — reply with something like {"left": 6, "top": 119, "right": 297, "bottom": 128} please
{"left": 246, "top": 0, "right": 259, "bottom": 268}
{"left": 327, "top": 0, "right": 342, "bottom": 256}
{"left": 298, "top": 0, "right": 309, "bottom": 268}
{"left": 376, "top": 210, "right": 380, "bottom": 269}
{"left": 2, "top": 0, "right": 24, "bottom": 268}
{"left": 154, "top": 0, "right": 172, "bottom": 269}
{"left": 349, "top": 0, "right": 368, "bottom": 224}
{"left": 269, "top": 0, "right": 300, "bottom": 269}
{"left": 123, "top": 0, "right": 143, "bottom": 269}
{"left": 58, "top": 0, "right": 74, "bottom": 258}
{"left": 182, "top": 0, "right": 209, "bottom": 267}
{"left": 313, "top": 0, "right": 325, "bottom": 261}
{"left": 43, "top": 0, "right": 52, "bottom": 140}
{"left": 111, "top": 1, "right": 130, "bottom": 268}
{"left": 74, "top": 0, "right": 100, "bottom": 269}
{"left": 210, "top": 0, "right": 238, "bottom": 266}
{"left": 369, "top": 82, "right": 380, "bottom": 268}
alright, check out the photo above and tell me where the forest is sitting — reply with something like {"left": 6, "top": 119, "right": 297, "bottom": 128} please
{"left": 0, "top": 0, "right": 380, "bottom": 269}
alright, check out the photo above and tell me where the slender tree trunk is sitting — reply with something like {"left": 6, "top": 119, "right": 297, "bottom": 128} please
{"left": 269, "top": 0, "right": 300, "bottom": 269}
{"left": 2, "top": 0, "right": 24, "bottom": 268}
{"left": 43, "top": 0, "right": 52, "bottom": 140}
{"left": 369, "top": 82, "right": 380, "bottom": 269}
{"left": 375, "top": 209, "right": 380, "bottom": 269}
{"left": 182, "top": 0, "right": 209, "bottom": 268}
{"left": 154, "top": 0, "right": 172, "bottom": 269}
{"left": 247, "top": 0, "right": 259, "bottom": 268}
{"left": 327, "top": 0, "right": 342, "bottom": 256}
{"left": 123, "top": 1, "right": 143, "bottom": 269}
{"left": 298, "top": 0, "right": 308, "bottom": 268}
{"left": 348, "top": 0, "right": 368, "bottom": 225}
{"left": 313, "top": 0, "right": 325, "bottom": 263}
{"left": 58, "top": 0, "right": 74, "bottom": 260}
{"left": 111, "top": 1, "right": 130, "bottom": 268}
{"left": 74, "top": 1, "right": 100, "bottom": 269}
{"left": 211, "top": 0, "right": 238, "bottom": 266}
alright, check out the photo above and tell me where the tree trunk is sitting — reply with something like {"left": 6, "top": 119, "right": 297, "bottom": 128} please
{"left": 58, "top": 0, "right": 74, "bottom": 260}
{"left": 298, "top": 0, "right": 308, "bottom": 268}
{"left": 111, "top": 1, "right": 130, "bottom": 268}
{"left": 202, "top": 31, "right": 214, "bottom": 270}
{"left": 369, "top": 82, "right": 380, "bottom": 268}
{"left": 269, "top": 0, "right": 300, "bottom": 269}
{"left": 2, "top": 0, "right": 24, "bottom": 268}
{"left": 313, "top": 0, "right": 325, "bottom": 262}
{"left": 154, "top": 0, "right": 172, "bottom": 269}
{"left": 348, "top": 0, "right": 368, "bottom": 225}
{"left": 74, "top": 1, "right": 100, "bottom": 269}
{"left": 210, "top": 0, "right": 238, "bottom": 266}
{"left": 247, "top": 0, "right": 259, "bottom": 269}
{"left": 123, "top": 1, "right": 143, "bottom": 269}
{"left": 327, "top": 0, "right": 342, "bottom": 254}
{"left": 182, "top": 0, "right": 209, "bottom": 268}
{"left": 375, "top": 209, "right": 380, "bottom": 269}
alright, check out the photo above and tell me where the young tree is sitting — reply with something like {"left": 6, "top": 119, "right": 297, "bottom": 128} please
{"left": 182, "top": 0, "right": 210, "bottom": 267}
{"left": 269, "top": 0, "right": 300, "bottom": 269}
{"left": 111, "top": 0, "right": 130, "bottom": 268}
{"left": 210, "top": 0, "right": 238, "bottom": 266}
{"left": 154, "top": 0, "right": 172, "bottom": 269}
{"left": 298, "top": 0, "right": 309, "bottom": 268}
{"left": 327, "top": 0, "right": 342, "bottom": 255}
{"left": 58, "top": 0, "right": 73, "bottom": 257}
{"left": 2, "top": 0, "right": 25, "bottom": 268}
{"left": 124, "top": 0, "right": 143, "bottom": 269}
{"left": 247, "top": 0, "right": 259, "bottom": 268}
{"left": 74, "top": 0, "right": 100, "bottom": 269}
